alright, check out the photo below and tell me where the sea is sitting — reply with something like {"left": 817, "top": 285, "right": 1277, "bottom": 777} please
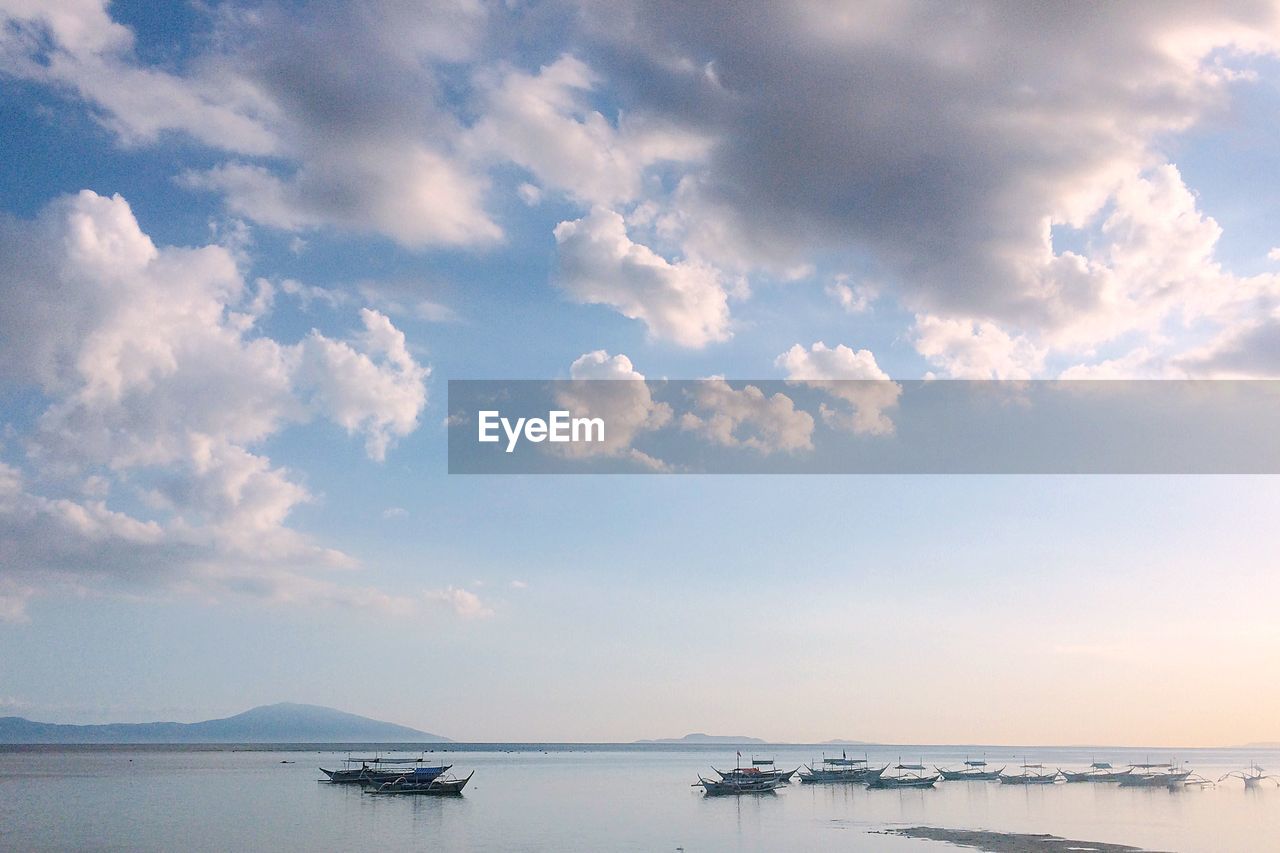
{"left": 2, "top": 743, "right": 1278, "bottom": 851}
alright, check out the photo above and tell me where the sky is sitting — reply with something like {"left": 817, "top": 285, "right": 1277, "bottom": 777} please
{"left": 1, "top": 0, "right": 1280, "bottom": 746}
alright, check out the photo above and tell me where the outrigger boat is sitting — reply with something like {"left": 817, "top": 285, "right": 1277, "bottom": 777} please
{"left": 998, "top": 762, "right": 1059, "bottom": 785}
{"left": 693, "top": 774, "right": 787, "bottom": 795}
{"left": 799, "top": 753, "right": 887, "bottom": 784}
{"left": 319, "top": 756, "right": 451, "bottom": 785}
{"left": 936, "top": 758, "right": 1004, "bottom": 781}
{"left": 1218, "top": 763, "right": 1279, "bottom": 788}
{"left": 867, "top": 761, "right": 940, "bottom": 789}
{"left": 365, "top": 771, "right": 474, "bottom": 796}
{"left": 1059, "top": 761, "right": 1132, "bottom": 783}
{"left": 1116, "top": 762, "right": 1192, "bottom": 788}
{"left": 713, "top": 757, "right": 797, "bottom": 784}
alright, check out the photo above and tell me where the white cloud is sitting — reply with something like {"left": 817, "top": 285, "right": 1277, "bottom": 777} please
{"left": 554, "top": 207, "right": 731, "bottom": 347}
{"left": 777, "top": 342, "right": 901, "bottom": 435}
{"left": 554, "top": 350, "right": 673, "bottom": 468}
{"left": 2, "top": 0, "right": 501, "bottom": 248}
{"left": 825, "top": 277, "right": 877, "bottom": 314}
{"left": 0, "top": 0, "right": 279, "bottom": 153}
{"left": 469, "top": 55, "right": 708, "bottom": 206}
{"left": 425, "top": 586, "right": 494, "bottom": 619}
{"left": 0, "top": 190, "right": 436, "bottom": 619}
{"left": 180, "top": 150, "right": 500, "bottom": 249}
{"left": 295, "top": 308, "right": 428, "bottom": 461}
{"left": 912, "top": 315, "right": 1045, "bottom": 379}
{"left": 680, "top": 380, "right": 814, "bottom": 454}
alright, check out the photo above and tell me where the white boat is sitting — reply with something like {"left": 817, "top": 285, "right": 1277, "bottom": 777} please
{"left": 868, "top": 761, "right": 940, "bottom": 789}
{"left": 1059, "top": 761, "right": 1131, "bottom": 783}
{"left": 937, "top": 758, "right": 1004, "bottom": 781}
{"left": 1218, "top": 763, "right": 1278, "bottom": 788}
{"left": 319, "top": 755, "right": 450, "bottom": 784}
{"left": 998, "top": 762, "right": 1059, "bottom": 785}
{"left": 365, "top": 771, "right": 473, "bottom": 796}
{"left": 694, "top": 774, "right": 788, "bottom": 795}
{"left": 713, "top": 757, "right": 797, "bottom": 784}
{"left": 799, "top": 753, "right": 887, "bottom": 784}
{"left": 1116, "top": 762, "right": 1192, "bottom": 788}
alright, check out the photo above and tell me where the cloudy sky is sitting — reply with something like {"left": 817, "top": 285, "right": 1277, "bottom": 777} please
{"left": 2, "top": 0, "right": 1280, "bottom": 745}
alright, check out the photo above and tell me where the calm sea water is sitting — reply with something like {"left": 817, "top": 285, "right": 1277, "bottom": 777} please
{"left": 2, "top": 744, "right": 1278, "bottom": 851}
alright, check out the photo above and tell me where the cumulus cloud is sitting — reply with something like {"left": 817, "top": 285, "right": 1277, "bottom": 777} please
{"left": 572, "top": 2, "right": 1280, "bottom": 374}
{"left": 777, "top": 342, "right": 901, "bottom": 435}
{"left": 913, "top": 316, "right": 1046, "bottom": 380}
{"left": 680, "top": 380, "right": 814, "bottom": 454}
{"left": 0, "top": 190, "right": 435, "bottom": 620}
{"left": 554, "top": 207, "right": 731, "bottom": 347}
{"left": 554, "top": 350, "right": 673, "bottom": 468}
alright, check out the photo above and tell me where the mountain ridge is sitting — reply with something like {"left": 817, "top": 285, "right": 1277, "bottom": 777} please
{"left": 0, "top": 702, "right": 450, "bottom": 744}
{"left": 633, "top": 732, "right": 767, "bottom": 744}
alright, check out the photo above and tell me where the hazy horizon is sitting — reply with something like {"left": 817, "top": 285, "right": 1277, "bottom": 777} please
{"left": 3, "top": 2, "right": 1280, "bottom": 750}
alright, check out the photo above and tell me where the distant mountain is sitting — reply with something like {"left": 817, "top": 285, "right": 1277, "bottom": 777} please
{"left": 820, "top": 739, "right": 868, "bottom": 745}
{"left": 0, "top": 703, "right": 450, "bottom": 744}
{"left": 1240, "top": 742, "right": 1280, "bottom": 748}
{"left": 635, "top": 733, "right": 766, "bottom": 744}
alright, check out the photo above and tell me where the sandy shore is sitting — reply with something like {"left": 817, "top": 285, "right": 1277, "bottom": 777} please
{"left": 877, "top": 826, "right": 1171, "bottom": 853}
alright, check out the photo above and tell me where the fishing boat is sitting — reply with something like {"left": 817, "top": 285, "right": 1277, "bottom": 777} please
{"left": 366, "top": 771, "right": 474, "bottom": 796}
{"left": 1116, "top": 762, "right": 1192, "bottom": 788}
{"left": 1218, "top": 763, "right": 1279, "bottom": 788}
{"left": 799, "top": 753, "right": 887, "bottom": 784}
{"left": 319, "top": 756, "right": 451, "bottom": 784}
{"left": 998, "top": 762, "right": 1059, "bottom": 785}
{"left": 713, "top": 757, "right": 797, "bottom": 784}
{"left": 693, "top": 774, "right": 788, "bottom": 795}
{"left": 936, "top": 758, "right": 1004, "bottom": 781}
{"left": 1059, "top": 761, "right": 1132, "bottom": 783}
{"left": 799, "top": 754, "right": 886, "bottom": 784}
{"left": 867, "top": 762, "right": 940, "bottom": 789}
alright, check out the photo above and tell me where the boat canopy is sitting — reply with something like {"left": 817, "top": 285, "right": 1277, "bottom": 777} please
{"left": 1129, "top": 762, "right": 1173, "bottom": 769}
{"left": 1090, "top": 762, "right": 1113, "bottom": 769}
{"left": 896, "top": 763, "right": 926, "bottom": 770}
{"left": 751, "top": 759, "right": 774, "bottom": 766}
{"left": 964, "top": 760, "right": 987, "bottom": 767}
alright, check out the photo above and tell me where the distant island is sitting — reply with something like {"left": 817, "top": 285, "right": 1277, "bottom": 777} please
{"left": 0, "top": 702, "right": 451, "bottom": 744}
{"left": 820, "top": 738, "right": 869, "bottom": 745}
{"left": 634, "top": 733, "right": 767, "bottom": 744}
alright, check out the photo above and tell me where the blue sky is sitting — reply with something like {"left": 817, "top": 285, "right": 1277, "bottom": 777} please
{"left": 2, "top": 1, "right": 1280, "bottom": 745}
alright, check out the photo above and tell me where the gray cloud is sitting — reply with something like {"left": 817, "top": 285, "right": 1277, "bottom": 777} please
{"left": 574, "top": 1, "right": 1279, "bottom": 326}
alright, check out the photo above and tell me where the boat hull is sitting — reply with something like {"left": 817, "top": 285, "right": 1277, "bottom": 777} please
{"left": 367, "top": 772, "right": 473, "bottom": 796}
{"left": 1117, "top": 771, "right": 1191, "bottom": 788}
{"left": 697, "top": 775, "right": 787, "bottom": 795}
{"left": 998, "top": 773, "right": 1059, "bottom": 785}
{"left": 938, "top": 768, "right": 1002, "bottom": 781}
{"left": 799, "top": 765, "right": 886, "bottom": 784}
{"left": 1061, "top": 769, "right": 1131, "bottom": 783}
{"left": 322, "top": 765, "right": 450, "bottom": 784}
{"left": 868, "top": 774, "right": 940, "bottom": 789}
